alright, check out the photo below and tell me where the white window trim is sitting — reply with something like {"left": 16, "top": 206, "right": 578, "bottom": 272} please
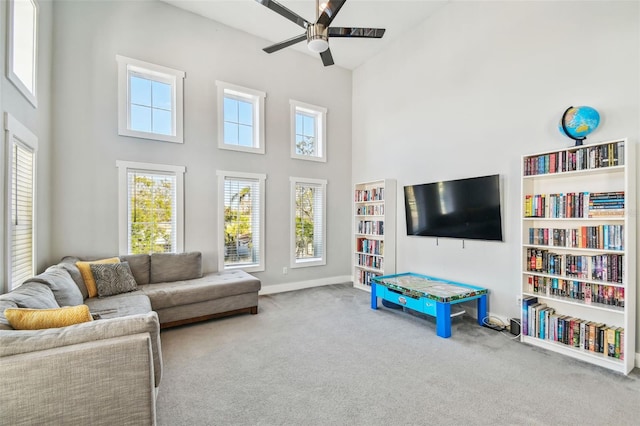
{"left": 216, "top": 81, "right": 266, "bottom": 154}
{"left": 290, "top": 100, "right": 327, "bottom": 163}
{"left": 117, "top": 55, "right": 185, "bottom": 144}
{"left": 7, "top": 0, "right": 39, "bottom": 107}
{"left": 290, "top": 176, "right": 327, "bottom": 269}
{"left": 116, "top": 160, "right": 185, "bottom": 255}
{"left": 217, "top": 170, "right": 266, "bottom": 272}
{"left": 4, "top": 113, "right": 38, "bottom": 291}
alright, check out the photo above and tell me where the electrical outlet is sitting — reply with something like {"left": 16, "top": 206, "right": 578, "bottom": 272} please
{"left": 282, "top": 267, "right": 288, "bottom": 275}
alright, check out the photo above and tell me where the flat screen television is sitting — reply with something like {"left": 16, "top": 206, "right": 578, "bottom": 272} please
{"left": 404, "top": 174, "right": 503, "bottom": 241}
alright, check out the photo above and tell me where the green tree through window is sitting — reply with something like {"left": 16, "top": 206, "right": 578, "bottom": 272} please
{"left": 129, "top": 172, "right": 175, "bottom": 254}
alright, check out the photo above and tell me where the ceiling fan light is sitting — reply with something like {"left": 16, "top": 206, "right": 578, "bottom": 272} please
{"left": 308, "top": 38, "right": 329, "bottom": 53}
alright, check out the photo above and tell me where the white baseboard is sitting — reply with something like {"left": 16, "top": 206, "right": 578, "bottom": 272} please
{"left": 259, "top": 275, "right": 352, "bottom": 295}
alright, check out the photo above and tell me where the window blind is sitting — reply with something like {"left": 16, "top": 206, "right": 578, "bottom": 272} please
{"left": 10, "top": 141, "right": 35, "bottom": 290}
{"left": 294, "top": 182, "right": 324, "bottom": 261}
{"left": 223, "top": 177, "right": 261, "bottom": 267}
{"left": 127, "top": 170, "right": 177, "bottom": 254}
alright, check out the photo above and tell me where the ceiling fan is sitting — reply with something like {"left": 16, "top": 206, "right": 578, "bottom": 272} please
{"left": 255, "top": 0, "right": 386, "bottom": 66}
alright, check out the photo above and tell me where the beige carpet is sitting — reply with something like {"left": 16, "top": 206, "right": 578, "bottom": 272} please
{"left": 156, "top": 284, "right": 640, "bottom": 425}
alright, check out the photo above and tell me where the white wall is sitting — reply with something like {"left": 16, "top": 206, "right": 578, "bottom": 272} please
{"left": 0, "top": 0, "right": 53, "bottom": 291}
{"left": 353, "top": 0, "right": 639, "bottom": 330}
{"left": 50, "top": 0, "right": 353, "bottom": 288}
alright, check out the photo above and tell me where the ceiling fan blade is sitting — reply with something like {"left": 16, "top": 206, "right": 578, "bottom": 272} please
{"left": 255, "top": 0, "right": 309, "bottom": 29}
{"left": 320, "top": 48, "right": 334, "bottom": 67}
{"left": 316, "top": 0, "right": 347, "bottom": 27}
{"left": 328, "top": 27, "right": 386, "bottom": 38}
{"left": 263, "top": 33, "right": 307, "bottom": 54}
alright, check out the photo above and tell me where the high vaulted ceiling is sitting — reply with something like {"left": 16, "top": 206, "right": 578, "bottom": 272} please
{"left": 161, "top": 0, "right": 448, "bottom": 70}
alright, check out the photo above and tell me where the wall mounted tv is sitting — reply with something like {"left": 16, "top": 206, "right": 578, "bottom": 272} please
{"left": 404, "top": 174, "right": 503, "bottom": 241}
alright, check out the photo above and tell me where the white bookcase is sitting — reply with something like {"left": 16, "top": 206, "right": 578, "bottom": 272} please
{"left": 353, "top": 179, "right": 396, "bottom": 291}
{"left": 520, "top": 138, "right": 635, "bottom": 374}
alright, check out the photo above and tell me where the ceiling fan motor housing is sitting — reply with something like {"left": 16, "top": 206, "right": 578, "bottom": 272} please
{"left": 307, "top": 24, "right": 329, "bottom": 52}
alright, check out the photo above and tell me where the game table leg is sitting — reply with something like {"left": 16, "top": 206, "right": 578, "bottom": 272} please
{"left": 477, "top": 295, "right": 487, "bottom": 326}
{"left": 370, "top": 283, "right": 378, "bottom": 310}
{"left": 435, "top": 301, "right": 451, "bottom": 338}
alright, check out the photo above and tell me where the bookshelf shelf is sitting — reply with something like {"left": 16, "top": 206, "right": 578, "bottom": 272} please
{"left": 353, "top": 179, "right": 396, "bottom": 292}
{"left": 520, "top": 138, "right": 635, "bottom": 375}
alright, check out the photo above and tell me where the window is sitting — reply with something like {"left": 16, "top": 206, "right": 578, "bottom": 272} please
{"left": 290, "top": 100, "right": 327, "bottom": 162}
{"left": 290, "top": 177, "right": 326, "bottom": 268}
{"left": 7, "top": 0, "right": 38, "bottom": 107}
{"left": 117, "top": 161, "right": 185, "bottom": 255}
{"left": 117, "top": 55, "right": 185, "bottom": 143}
{"left": 4, "top": 113, "right": 38, "bottom": 290}
{"left": 217, "top": 171, "right": 266, "bottom": 272}
{"left": 216, "top": 81, "right": 265, "bottom": 154}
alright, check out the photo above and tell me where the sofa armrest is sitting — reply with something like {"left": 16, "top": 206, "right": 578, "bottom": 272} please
{"left": 0, "top": 311, "right": 162, "bottom": 387}
{"left": 0, "top": 333, "right": 156, "bottom": 425}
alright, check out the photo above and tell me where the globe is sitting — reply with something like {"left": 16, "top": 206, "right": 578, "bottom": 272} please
{"left": 559, "top": 106, "right": 600, "bottom": 143}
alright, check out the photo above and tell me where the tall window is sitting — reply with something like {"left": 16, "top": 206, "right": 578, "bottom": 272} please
{"left": 290, "top": 177, "right": 327, "bottom": 268}
{"left": 216, "top": 81, "right": 265, "bottom": 154}
{"left": 4, "top": 113, "right": 38, "bottom": 290}
{"left": 117, "top": 55, "right": 185, "bottom": 143}
{"left": 290, "top": 100, "right": 327, "bottom": 162}
{"left": 117, "top": 161, "right": 185, "bottom": 255}
{"left": 7, "top": 0, "right": 38, "bottom": 107}
{"left": 217, "top": 171, "right": 265, "bottom": 272}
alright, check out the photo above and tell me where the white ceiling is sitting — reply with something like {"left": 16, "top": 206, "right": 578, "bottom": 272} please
{"left": 161, "top": 0, "right": 449, "bottom": 70}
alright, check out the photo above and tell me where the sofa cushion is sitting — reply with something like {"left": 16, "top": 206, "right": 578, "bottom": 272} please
{"left": 149, "top": 252, "right": 202, "bottom": 283}
{"left": 120, "top": 254, "right": 150, "bottom": 285}
{"left": 0, "top": 282, "right": 59, "bottom": 310}
{"left": 84, "top": 293, "right": 152, "bottom": 319}
{"left": 0, "top": 300, "right": 18, "bottom": 329}
{"left": 139, "top": 270, "right": 260, "bottom": 310}
{"left": 58, "top": 257, "right": 88, "bottom": 299}
{"left": 76, "top": 257, "right": 121, "bottom": 298}
{"left": 4, "top": 305, "right": 93, "bottom": 330}
{"left": 24, "top": 265, "right": 84, "bottom": 307}
{"left": 91, "top": 262, "right": 138, "bottom": 298}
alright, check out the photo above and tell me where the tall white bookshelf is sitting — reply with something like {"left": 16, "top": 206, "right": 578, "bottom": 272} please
{"left": 520, "top": 138, "right": 635, "bottom": 374}
{"left": 353, "top": 179, "right": 396, "bottom": 291}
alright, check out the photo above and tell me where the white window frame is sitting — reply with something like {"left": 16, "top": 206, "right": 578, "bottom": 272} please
{"left": 4, "top": 113, "right": 38, "bottom": 291}
{"left": 216, "top": 81, "right": 266, "bottom": 154}
{"left": 217, "top": 170, "right": 266, "bottom": 272}
{"left": 116, "top": 161, "right": 185, "bottom": 255}
{"left": 7, "top": 0, "right": 38, "bottom": 107}
{"left": 290, "top": 177, "right": 327, "bottom": 268}
{"left": 117, "top": 55, "right": 185, "bottom": 144}
{"left": 290, "top": 100, "right": 327, "bottom": 162}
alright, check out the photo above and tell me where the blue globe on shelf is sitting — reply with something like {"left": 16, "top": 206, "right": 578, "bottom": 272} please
{"left": 559, "top": 105, "right": 600, "bottom": 146}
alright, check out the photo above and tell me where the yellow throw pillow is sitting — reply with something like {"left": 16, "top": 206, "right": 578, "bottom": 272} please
{"left": 76, "top": 257, "right": 120, "bottom": 298}
{"left": 4, "top": 305, "right": 93, "bottom": 330}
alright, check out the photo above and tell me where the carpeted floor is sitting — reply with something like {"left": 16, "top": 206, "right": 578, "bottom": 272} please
{"left": 156, "top": 284, "right": 640, "bottom": 425}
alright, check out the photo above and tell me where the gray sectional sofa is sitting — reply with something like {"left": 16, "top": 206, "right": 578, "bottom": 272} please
{"left": 0, "top": 251, "right": 261, "bottom": 425}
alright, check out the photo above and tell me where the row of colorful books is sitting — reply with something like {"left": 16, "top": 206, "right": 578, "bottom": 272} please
{"left": 526, "top": 248, "right": 624, "bottom": 284}
{"left": 355, "top": 204, "right": 385, "bottom": 216}
{"left": 527, "top": 225, "right": 624, "bottom": 251}
{"left": 525, "top": 276, "right": 625, "bottom": 307}
{"left": 357, "top": 220, "right": 384, "bottom": 236}
{"left": 355, "top": 187, "right": 385, "bottom": 202}
{"left": 356, "top": 253, "right": 383, "bottom": 270}
{"left": 523, "top": 141, "right": 625, "bottom": 176}
{"left": 357, "top": 270, "right": 379, "bottom": 287}
{"left": 523, "top": 191, "right": 625, "bottom": 218}
{"left": 523, "top": 297, "right": 624, "bottom": 359}
{"left": 355, "top": 238, "right": 384, "bottom": 255}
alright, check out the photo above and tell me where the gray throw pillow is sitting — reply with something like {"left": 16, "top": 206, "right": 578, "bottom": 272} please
{"left": 90, "top": 262, "right": 138, "bottom": 298}
{"left": 24, "top": 265, "right": 84, "bottom": 306}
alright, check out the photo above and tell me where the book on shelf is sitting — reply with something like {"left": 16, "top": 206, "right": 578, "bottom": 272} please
{"left": 523, "top": 141, "right": 625, "bottom": 176}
